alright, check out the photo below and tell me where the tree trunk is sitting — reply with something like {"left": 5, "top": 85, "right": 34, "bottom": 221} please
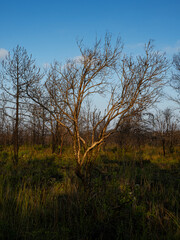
{"left": 42, "top": 108, "right": 45, "bottom": 146}
{"left": 52, "top": 133, "right": 56, "bottom": 153}
{"left": 162, "top": 138, "right": 166, "bottom": 157}
{"left": 13, "top": 84, "right": 19, "bottom": 165}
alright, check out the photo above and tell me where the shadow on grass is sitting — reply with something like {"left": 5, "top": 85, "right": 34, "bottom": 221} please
{"left": 0, "top": 153, "right": 179, "bottom": 240}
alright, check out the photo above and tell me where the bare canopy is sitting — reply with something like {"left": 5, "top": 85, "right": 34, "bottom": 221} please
{"left": 171, "top": 52, "right": 180, "bottom": 105}
{"left": 26, "top": 34, "right": 169, "bottom": 176}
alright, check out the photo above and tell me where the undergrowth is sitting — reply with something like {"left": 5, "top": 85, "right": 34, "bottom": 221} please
{"left": 0, "top": 145, "right": 179, "bottom": 239}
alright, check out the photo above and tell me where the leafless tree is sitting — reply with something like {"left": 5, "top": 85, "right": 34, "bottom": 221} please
{"left": 27, "top": 103, "right": 48, "bottom": 145}
{"left": 115, "top": 112, "right": 152, "bottom": 151}
{"left": 151, "top": 108, "right": 178, "bottom": 156}
{"left": 0, "top": 100, "right": 10, "bottom": 147}
{"left": 26, "top": 34, "right": 168, "bottom": 180}
{"left": 49, "top": 114, "right": 67, "bottom": 155}
{"left": 171, "top": 52, "right": 180, "bottom": 106}
{"left": 0, "top": 45, "right": 42, "bottom": 164}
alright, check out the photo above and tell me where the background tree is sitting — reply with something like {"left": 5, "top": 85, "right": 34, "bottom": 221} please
{"left": 171, "top": 52, "right": 180, "bottom": 106}
{"left": 26, "top": 34, "right": 169, "bottom": 180}
{"left": 0, "top": 46, "right": 41, "bottom": 164}
{"left": 27, "top": 103, "right": 48, "bottom": 145}
{"left": 0, "top": 100, "right": 11, "bottom": 148}
{"left": 115, "top": 112, "right": 152, "bottom": 151}
{"left": 151, "top": 108, "right": 178, "bottom": 156}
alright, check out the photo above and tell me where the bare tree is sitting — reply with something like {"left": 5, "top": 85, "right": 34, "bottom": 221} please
{"left": 49, "top": 115, "right": 67, "bottom": 155}
{"left": 0, "top": 45, "right": 41, "bottom": 164}
{"left": 171, "top": 52, "right": 180, "bottom": 105}
{"left": 27, "top": 34, "right": 168, "bottom": 180}
{"left": 0, "top": 100, "right": 10, "bottom": 148}
{"left": 151, "top": 108, "right": 178, "bottom": 156}
{"left": 115, "top": 112, "right": 152, "bottom": 151}
{"left": 27, "top": 103, "right": 48, "bottom": 145}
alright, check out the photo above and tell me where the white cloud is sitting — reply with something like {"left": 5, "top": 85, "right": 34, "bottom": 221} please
{"left": 61, "top": 56, "right": 84, "bottom": 70}
{"left": 73, "top": 55, "right": 84, "bottom": 63}
{"left": 163, "top": 40, "right": 180, "bottom": 55}
{"left": 126, "top": 41, "right": 180, "bottom": 57}
{"left": 0, "top": 48, "right": 8, "bottom": 59}
{"left": 43, "top": 62, "right": 50, "bottom": 70}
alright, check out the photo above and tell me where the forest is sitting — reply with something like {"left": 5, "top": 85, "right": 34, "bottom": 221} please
{"left": 0, "top": 34, "right": 180, "bottom": 240}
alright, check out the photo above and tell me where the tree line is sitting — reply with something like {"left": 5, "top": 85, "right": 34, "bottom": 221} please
{"left": 0, "top": 34, "right": 179, "bottom": 179}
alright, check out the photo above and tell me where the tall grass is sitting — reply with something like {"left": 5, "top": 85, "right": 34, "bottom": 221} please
{"left": 0, "top": 145, "right": 179, "bottom": 239}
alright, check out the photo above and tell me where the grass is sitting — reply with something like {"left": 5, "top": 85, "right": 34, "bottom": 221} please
{"left": 0, "top": 144, "right": 179, "bottom": 239}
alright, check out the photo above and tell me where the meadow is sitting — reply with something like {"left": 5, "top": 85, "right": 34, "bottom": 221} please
{"left": 0, "top": 144, "right": 179, "bottom": 240}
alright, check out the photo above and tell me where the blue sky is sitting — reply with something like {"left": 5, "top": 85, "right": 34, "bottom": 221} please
{"left": 0, "top": 0, "right": 180, "bottom": 64}
{"left": 0, "top": 0, "right": 180, "bottom": 110}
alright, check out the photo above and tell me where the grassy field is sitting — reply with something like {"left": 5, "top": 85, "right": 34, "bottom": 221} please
{"left": 0, "top": 144, "right": 179, "bottom": 240}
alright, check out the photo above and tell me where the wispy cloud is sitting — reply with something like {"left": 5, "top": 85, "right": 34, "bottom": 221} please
{"left": 73, "top": 55, "right": 84, "bottom": 63}
{"left": 43, "top": 62, "right": 50, "bottom": 70}
{"left": 125, "top": 41, "right": 180, "bottom": 58}
{"left": 0, "top": 48, "right": 8, "bottom": 59}
{"left": 163, "top": 40, "right": 180, "bottom": 55}
{"left": 124, "top": 42, "right": 145, "bottom": 56}
{"left": 126, "top": 42, "right": 144, "bottom": 50}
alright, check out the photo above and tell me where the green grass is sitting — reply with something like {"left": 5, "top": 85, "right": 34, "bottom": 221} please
{"left": 0, "top": 145, "right": 179, "bottom": 239}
